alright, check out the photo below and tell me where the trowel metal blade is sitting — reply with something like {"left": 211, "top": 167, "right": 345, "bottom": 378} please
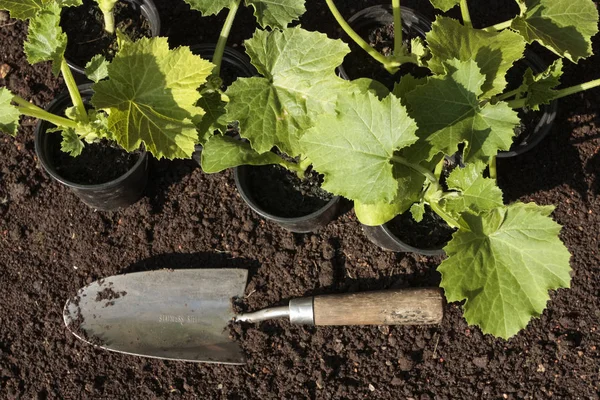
{"left": 63, "top": 269, "right": 248, "bottom": 364}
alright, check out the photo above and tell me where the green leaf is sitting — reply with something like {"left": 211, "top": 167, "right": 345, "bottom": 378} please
{"left": 439, "top": 202, "right": 571, "bottom": 338}
{"left": 92, "top": 37, "right": 214, "bottom": 159}
{"left": 350, "top": 78, "right": 390, "bottom": 100}
{"left": 0, "top": 88, "right": 20, "bottom": 136}
{"left": 427, "top": 16, "right": 526, "bottom": 98}
{"left": 246, "top": 0, "right": 306, "bottom": 29}
{"left": 512, "top": 0, "right": 599, "bottom": 63}
{"left": 226, "top": 27, "right": 350, "bottom": 157}
{"left": 0, "top": 0, "right": 45, "bottom": 20}
{"left": 56, "top": 0, "right": 82, "bottom": 6}
{"left": 23, "top": 3, "right": 67, "bottom": 76}
{"left": 354, "top": 163, "right": 427, "bottom": 226}
{"left": 517, "top": 59, "right": 563, "bottom": 111}
{"left": 60, "top": 127, "right": 85, "bottom": 156}
{"left": 195, "top": 89, "right": 229, "bottom": 143}
{"left": 410, "top": 202, "right": 425, "bottom": 222}
{"left": 95, "top": 0, "right": 117, "bottom": 13}
{"left": 181, "top": 0, "right": 232, "bottom": 15}
{"left": 441, "top": 163, "right": 504, "bottom": 218}
{"left": 392, "top": 74, "right": 427, "bottom": 109}
{"left": 301, "top": 92, "right": 418, "bottom": 204}
{"left": 201, "top": 134, "right": 283, "bottom": 173}
{"left": 405, "top": 59, "right": 519, "bottom": 164}
{"left": 84, "top": 54, "right": 109, "bottom": 82}
{"left": 429, "top": 0, "right": 460, "bottom": 11}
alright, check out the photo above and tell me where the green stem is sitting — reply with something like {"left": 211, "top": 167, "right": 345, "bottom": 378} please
{"left": 391, "top": 155, "right": 439, "bottom": 187}
{"left": 551, "top": 78, "right": 600, "bottom": 100}
{"left": 392, "top": 0, "right": 402, "bottom": 56}
{"left": 392, "top": 155, "right": 464, "bottom": 229}
{"left": 102, "top": 10, "right": 115, "bottom": 34}
{"left": 427, "top": 198, "right": 464, "bottom": 230}
{"left": 325, "top": 0, "right": 400, "bottom": 72}
{"left": 433, "top": 157, "right": 444, "bottom": 181}
{"left": 492, "top": 88, "right": 520, "bottom": 103}
{"left": 489, "top": 156, "right": 497, "bottom": 180}
{"left": 60, "top": 60, "right": 88, "bottom": 123}
{"left": 508, "top": 78, "right": 600, "bottom": 109}
{"left": 12, "top": 96, "right": 79, "bottom": 129}
{"left": 213, "top": 0, "right": 241, "bottom": 77}
{"left": 459, "top": 0, "right": 472, "bottom": 27}
{"left": 483, "top": 19, "right": 513, "bottom": 32}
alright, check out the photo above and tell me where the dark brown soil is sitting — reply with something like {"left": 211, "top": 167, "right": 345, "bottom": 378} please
{"left": 245, "top": 164, "right": 333, "bottom": 218}
{"left": 61, "top": 0, "right": 152, "bottom": 69}
{"left": 1, "top": 1, "right": 600, "bottom": 399}
{"left": 386, "top": 206, "right": 456, "bottom": 250}
{"left": 50, "top": 135, "right": 142, "bottom": 184}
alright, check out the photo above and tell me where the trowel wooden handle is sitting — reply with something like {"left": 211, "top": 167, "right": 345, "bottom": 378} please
{"left": 312, "top": 288, "right": 444, "bottom": 326}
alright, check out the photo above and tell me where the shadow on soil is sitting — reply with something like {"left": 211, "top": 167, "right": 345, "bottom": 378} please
{"left": 123, "top": 251, "right": 262, "bottom": 282}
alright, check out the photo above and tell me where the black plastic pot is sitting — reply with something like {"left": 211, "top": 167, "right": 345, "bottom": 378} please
{"left": 34, "top": 84, "right": 148, "bottom": 211}
{"left": 497, "top": 50, "right": 558, "bottom": 158}
{"left": 361, "top": 222, "right": 446, "bottom": 256}
{"left": 337, "top": 5, "right": 432, "bottom": 88}
{"left": 234, "top": 165, "right": 341, "bottom": 233}
{"left": 65, "top": 0, "right": 161, "bottom": 79}
{"left": 190, "top": 44, "right": 257, "bottom": 165}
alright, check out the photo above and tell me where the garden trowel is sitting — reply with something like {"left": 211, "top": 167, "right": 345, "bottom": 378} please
{"left": 63, "top": 269, "right": 443, "bottom": 365}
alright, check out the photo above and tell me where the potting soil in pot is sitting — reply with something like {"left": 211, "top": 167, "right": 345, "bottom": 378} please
{"left": 61, "top": 0, "right": 152, "bottom": 68}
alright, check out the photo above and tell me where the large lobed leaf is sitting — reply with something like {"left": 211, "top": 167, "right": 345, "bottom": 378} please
{"left": 428, "top": 0, "right": 460, "bottom": 12}
{"left": 405, "top": 59, "right": 519, "bottom": 165}
{"left": 201, "top": 135, "right": 283, "bottom": 173}
{"left": 23, "top": 3, "right": 66, "bottom": 76}
{"left": 0, "top": 0, "right": 45, "bottom": 20}
{"left": 0, "top": 0, "right": 81, "bottom": 19}
{"left": 301, "top": 91, "right": 418, "bottom": 205}
{"left": 226, "top": 27, "right": 350, "bottom": 157}
{"left": 92, "top": 37, "right": 214, "bottom": 159}
{"left": 438, "top": 202, "right": 571, "bottom": 339}
{"left": 0, "top": 88, "right": 20, "bottom": 136}
{"left": 183, "top": 0, "right": 305, "bottom": 28}
{"left": 427, "top": 16, "right": 526, "bottom": 98}
{"left": 246, "top": 0, "right": 305, "bottom": 29}
{"left": 512, "top": 0, "right": 599, "bottom": 63}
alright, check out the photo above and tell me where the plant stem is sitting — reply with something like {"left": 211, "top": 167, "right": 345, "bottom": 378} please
{"left": 391, "top": 0, "right": 402, "bottom": 56}
{"left": 391, "top": 155, "right": 439, "bottom": 187}
{"left": 60, "top": 59, "right": 88, "bottom": 123}
{"left": 427, "top": 198, "right": 464, "bottom": 229}
{"left": 459, "top": 0, "right": 472, "bottom": 27}
{"left": 102, "top": 10, "right": 115, "bottom": 34}
{"left": 493, "top": 88, "right": 520, "bottom": 103}
{"left": 213, "top": 0, "right": 241, "bottom": 77}
{"left": 392, "top": 154, "right": 465, "bottom": 229}
{"left": 483, "top": 19, "right": 513, "bottom": 32}
{"left": 11, "top": 96, "right": 79, "bottom": 129}
{"left": 489, "top": 156, "right": 497, "bottom": 180}
{"left": 551, "top": 78, "right": 600, "bottom": 100}
{"left": 433, "top": 157, "right": 444, "bottom": 180}
{"left": 325, "top": 0, "right": 399, "bottom": 72}
{"left": 508, "top": 77, "right": 600, "bottom": 109}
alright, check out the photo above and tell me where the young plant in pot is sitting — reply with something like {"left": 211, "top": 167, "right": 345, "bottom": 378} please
{"left": 0, "top": 0, "right": 161, "bottom": 79}
{"left": 297, "top": 0, "right": 599, "bottom": 338}
{"left": 323, "top": 0, "right": 600, "bottom": 253}
{"left": 183, "top": 0, "right": 346, "bottom": 232}
{"left": 0, "top": 7, "right": 214, "bottom": 210}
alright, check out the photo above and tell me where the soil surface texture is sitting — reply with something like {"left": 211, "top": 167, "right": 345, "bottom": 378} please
{"left": 1, "top": 1, "right": 600, "bottom": 399}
